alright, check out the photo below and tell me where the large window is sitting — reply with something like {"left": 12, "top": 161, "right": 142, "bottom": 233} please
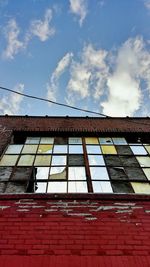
{"left": 0, "top": 136, "right": 150, "bottom": 194}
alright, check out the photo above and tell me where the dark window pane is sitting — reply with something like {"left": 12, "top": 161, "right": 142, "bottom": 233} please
{"left": 0, "top": 167, "right": 12, "bottom": 181}
{"left": 125, "top": 167, "right": 147, "bottom": 181}
{"left": 54, "top": 137, "right": 68, "bottom": 145}
{"left": 104, "top": 155, "right": 121, "bottom": 166}
{"left": 11, "top": 167, "right": 32, "bottom": 182}
{"left": 120, "top": 156, "right": 139, "bottom": 167}
{"left": 115, "top": 146, "right": 133, "bottom": 155}
{"left": 111, "top": 181, "right": 134, "bottom": 193}
{"left": 108, "top": 167, "right": 128, "bottom": 180}
{"left": 68, "top": 155, "right": 84, "bottom": 166}
{"left": 5, "top": 182, "right": 27, "bottom": 193}
{"left": 0, "top": 182, "right": 7, "bottom": 193}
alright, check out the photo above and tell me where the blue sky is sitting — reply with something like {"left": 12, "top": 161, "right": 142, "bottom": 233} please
{"left": 0, "top": 0, "right": 150, "bottom": 117}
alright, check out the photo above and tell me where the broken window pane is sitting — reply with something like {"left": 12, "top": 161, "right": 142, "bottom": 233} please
{"left": 108, "top": 167, "right": 128, "bottom": 180}
{"left": 104, "top": 155, "right": 121, "bottom": 166}
{"left": 0, "top": 155, "right": 18, "bottom": 166}
{"left": 68, "top": 167, "right": 86, "bottom": 180}
{"left": 115, "top": 145, "right": 133, "bottom": 155}
{"left": 86, "top": 145, "right": 101, "bottom": 154}
{"left": 145, "top": 146, "right": 150, "bottom": 154}
{"left": 0, "top": 167, "right": 12, "bottom": 181}
{"left": 88, "top": 155, "right": 105, "bottom": 166}
{"left": 111, "top": 181, "right": 134, "bottom": 193}
{"left": 11, "top": 167, "right": 32, "bottom": 182}
{"left": 35, "top": 182, "right": 47, "bottom": 193}
{"left": 125, "top": 167, "right": 147, "bottom": 181}
{"left": 136, "top": 156, "right": 150, "bottom": 167}
{"left": 142, "top": 168, "right": 150, "bottom": 180}
{"left": 68, "top": 155, "right": 84, "bottom": 166}
{"left": 54, "top": 137, "right": 68, "bottom": 145}
{"left": 68, "top": 181, "right": 88, "bottom": 193}
{"left": 92, "top": 181, "right": 113, "bottom": 193}
{"left": 47, "top": 182, "right": 67, "bottom": 193}
{"left": 112, "top": 137, "right": 127, "bottom": 145}
{"left": 49, "top": 167, "right": 66, "bottom": 180}
{"left": 5, "top": 145, "right": 23, "bottom": 154}
{"left": 51, "top": 156, "right": 67, "bottom": 166}
{"left": 36, "top": 167, "right": 49, "bottom": 180}
{"left": 18, "top": 155, "right": 34, "bottom": 166}
{"left": 90, "top": 167, "right": 109, "bottom": 180}
{"left": 120, "top": 156, "right": 139, "bottom": 167}
{"left": 101, "top": 145, "right": 117, "bottom": 154}
{"left": 99, "top": 137, "right": 113, "bottom": 144}
{"left": 22, "top": 145, "right": 38, "bottom": 154}
{"left": 5, "top": 182, "right": 27, "bottom": 193}
{"left": 69, "top": 145, "right": 83, "bottom": 154}
{"left": 34, "top": 155, "right": 51, "bottom": 166}
{"left": 40, "top": 137, "right": 54, "bottom": 144}
{"left": 37, "top": 145, "right": 53, "bottom": 154}
{"left": 85, "top": 137, "right": 99, "bottom": 144}
{"left": 53, "top": 145, "right": 67, "bottom": 154}
{"left": 131, "top": 182, "right": 150, "bottom": 194}
{"left": 69, "top": 137, "right": 82, "bottom": 144}
{"left": 130, "top": 146, "right": 147, "bottom": 155}
{"left": 26, "top": 137, "right": 40, "bottom": 144}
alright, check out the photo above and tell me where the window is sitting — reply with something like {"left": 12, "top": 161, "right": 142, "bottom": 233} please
{"left": 0, "top": 136, "right": 150, "bottom": 194}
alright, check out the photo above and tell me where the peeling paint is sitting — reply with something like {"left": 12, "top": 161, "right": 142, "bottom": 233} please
{"left": 114, "top": 203, "right": 136, "bottom": 206}
{"left": 85, "top": 217, "right": 97, "bottom": 221}
{"left": 17, "top": 209, "right": 30, "bottom": 212}
{"left": 68, "top": 213, "right": 92, "bottom": 216}
{"left": 116, "top": 210, "right": 132, "bottom": 213}
{"left": 145, "top": 210, "right": 150, "bottom": 213}
{"left": 0, "top": 206, "right": 10, "bottom": 209}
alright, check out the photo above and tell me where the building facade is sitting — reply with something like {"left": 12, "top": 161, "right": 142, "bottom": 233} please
{"left": 0, "top": 115, "right": 150, "bottom": 266}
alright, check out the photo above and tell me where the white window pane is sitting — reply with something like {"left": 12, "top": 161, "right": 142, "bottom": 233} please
{"left": 130, "top": 146, "right": 147, "bottom": 155}
{"left": 36, "top": 167, "right": 49, "bottom": 180}
{"left": 69, "top": 145, "right": 83, "bottom": 154}
{"left": 22, "top": 145, "right": 38, "bottom": 154}
{"left": 0, "top": 155, "right": 18, "bottom": 166}
{"left": 40, "top": 137, "right": 54, "bottom": 144}
{"left": 143, "top": 168, "right": 150, "bottom": 180}
{"left": 36, "top": 182, "right": 47, "bottom": 193}
{"left": 47, "top": 182, "right": 67, "bottom": 193}
{"left": 86, "top": 145, "right": 101, "bottom": 154}
{"left": 18, "top": 155, "right": 34, "bottom": 166}
{"left": 53, "top": 145, "right": 67, "bottom": 154}
{"left": 136, "top": 156, "right": 150, "bottom": 167}
{"left": 99, "top": 137, "right": 113, "bottom": 144}
{"left": 68, "top": 167, "right": 86, "bottom": 180}
{"left": 90, "top": 167, "right": 109, "bottom": 180}
{"left": 112, "top": 137, "right": 127, "bottom": 145}
{"left": 49, "top": 167, "right": 66, "bottom": 180}
{"left": 26, "top": 137, "right": 40, "bottom": 144}
{"left": 93, "top": 181, "right": 113, "bottom": 193}
{"left": 68, "top": 181, "right": 88, "bottom": 193}
{"left": 51, "top": 156, "right": 67, "bottom": 166}
{"left": 88, "top": 155, "right": 105, "bottom": 166}
{"left": 69, "top": 138, "right": 82, "bottom": 144}
{"left": 5, "top": 145, "right": 23, "bottom": 154}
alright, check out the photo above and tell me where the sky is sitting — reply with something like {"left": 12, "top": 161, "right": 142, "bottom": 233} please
{"left": 0, "top": 0, "right": 150, "bottom": 117}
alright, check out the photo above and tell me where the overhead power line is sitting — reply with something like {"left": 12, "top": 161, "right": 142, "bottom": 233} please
{"left": 0, "top": 85, "right": 109, "bottom": 117}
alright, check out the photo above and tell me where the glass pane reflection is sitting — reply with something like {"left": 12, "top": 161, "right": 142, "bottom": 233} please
{"left": 86, "top": 145, "right": 101, "bottom": 154}
{"left": 36, "top": 182, "right": 47, "bottom": 193}
{"left": 88, "top": 155, "right": 105, "bottom": 166}
{"left": 68, "top": 181, "right": 87, "bottom": 193}
{"left": 22, "top": 145, "right": 38, "bottom": 154}
{"left": 101, "top": 145, "right": 117, "bottom": 154}
{"left": 130, "top": 146, "right": 147, "bottom": 155}
{"left": 142, "top": 168, "right": 150, "bottom": 180}
{"left": 92, "top": 181, "right": 113, "bottom": 193}
{"left": 49, "top": 167, "right": 66, "bottom": 180}
{"left": 85, "top": 138, "right": 99, "bottom": 144}
{"left": 99, "top": 137, "right": 113, "bottom": 144}
{"left": 69, "top": 138, "right": 82, "bottom": 144}
{"left": 40, "top": 137, "right": 54, "bottom": 144}
{"left": 90, "top": 167, "right": 109, "bottom": 180}
{"left": 26, "top": 137, "right": 40, "bottom": 144}
{"left": 51, "top": 156, "right": 67, "bottom": 166}
{"left": 68, "top": 167, "right": 86, "bottom": 180}
{"left": 36, "top": 167, "right": 49, "bottom": 180}
{"left": 136, "top": 156, "right": 150, "bottom": 167}
{"left": 69, "top": 145, "right": 83, "bottom": 154}
{"left": 5, "top": 145, "right": 23, "bottom": 154}
{"left": 0, "top": 155, "right": 18, "bottom": 166}
{"left": 131, "top": 182, "right": 150, "bottom": 194}
{"left": 37, "top": 145, "right": 53, "bottom": 154}
{"left": 18, "top": 155, "right": 34, "bottom": 166}
{"left": 47, "top": 182, "right": 67, "bottom": 193}
{"left": 34, "top": 155, "right": 51, "bottom": 166}
{"left": 53, "top": 145, "right": 67, "bottom": 154}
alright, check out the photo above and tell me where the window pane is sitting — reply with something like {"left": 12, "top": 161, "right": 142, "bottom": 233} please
{"left": 143, "top": 168, "right": 150, "bottom": 180}
{"left": 36, "top": 182, "right": 47, "bottom": 193}
{"left": 86, "top": 145, "right": 101, "bottom": 154}
{"left": 111, "top": 181, "right": 134, "bottom": 193}
{"left": 88, "top": 155, "right": 105, "bottom": 166}
{"left": 54, "top": 137, "right": 68, "bottom": 145}
{"left": 90, "top": 167, "right": 109, "bottom": 180}
{"left": 104, "top": 155, "right": 121, "bottom": 166}
{"left": 99, "top": 137, "right": 113, "bottom": 144}
{"left": 92, "top": 181, "right": 113, "bottom": 193}
{"left": 49, "top": 167, "right": 66, "bottom": 180}
{"left": 68, "top": 155, "right": 84, "bottom": 166}
{"left": 5, "top": 145, "right": 23, "bottom": 154}
{"left": 68, "top": 167, "right": 86, "bottom": 180}
{"left": 40, "top": 137, "right": 54, "bottom": 144}
{"left": 69, "top": 145, "right": 83, "bottom": 154}
{"left": 51, "top": 156, "right": 67, "bottom": 166}
{"left": 136, "top": 156, "right": 150, "bottom": 167}
{"left": 130, "top": 146, "right": 147, "bottom": 155}
{"left": 18, "top": 155, "right": 34, "bottom": 166}
{"left": 53, "top": 145, "right": 67, "bottom": 154}
{"left": 112, "top": 137, "right": 127, "bottom": 145}
{"left": 125, "top": 167, "right": 147, "bottom": 181}
{"left": 68, "top": 181, "right": 88, "bottom": 193}
{"left": 69, "top": 138, "right": 82, "bottom": 144}
{"left": 131, "top": 182, "right": 150, "bottom": 194}
{"left": 0, "top": 155, "right": 18, "bottom": 166}
{"left": 22, "top": 145, "right": 38, "bottom": 154}
{"left": 85, "top": 138, "right": 99, "bottom": 144}
{"left": 145, "top": 146, "right": 150, "bottom": 154}
{"left": 26, "top": 137, "right": 40, "bottom": 144}
{"left": 0, "top": 167, "right": 12, "bottom": 181}
{"left": 47, "top": 182, "right": 67, "bottom": 193}
{"left": 108, "top": 167, "right": 128, "bottom": 180}
{"left": 37, "top": 145, "right": 53, "bottom": 154}
{"left": 35, "top": 167, "right": 49, "bottom": 180}
{"left": 101, "top": 145, "right": 117, "bottom": 154}
{"left": 34, "top": 155, "right": 51, "bottom": 166}
{"left": 115, "top": 145, "right": 133, "bottom": 155}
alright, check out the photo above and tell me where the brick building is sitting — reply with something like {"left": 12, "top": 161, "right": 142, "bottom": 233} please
{"left": 0, "top": 115, "right": 150, "bottom": 266}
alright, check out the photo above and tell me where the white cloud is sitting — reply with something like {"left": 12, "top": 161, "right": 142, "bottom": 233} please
{"left": 47, "top": 52, "right": 73, "bottom": 102}
{"left": 0, "top": 83, "right": 24, "bottom": 115}
{"left": 144, "top": 0, "right": 150, "bottom": 10}
{"left": 69, "top": 0, "right": 88, "bottom": 26}
{"left": 3, "top": 19, "right": 25, "bottom": 59}
{"left": 30, "top": 9, "right": 55, "bottom": 41}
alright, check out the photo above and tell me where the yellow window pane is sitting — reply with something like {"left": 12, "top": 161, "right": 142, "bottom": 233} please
{"left": 85, "top": 138, "right": 99, "bottom": 144}
{"left": 34, "top": 155, "right": 51, "bottom": 166}
{"left": 143, "top": 168, "right": 150, "bottom": 180}
{"left": 101, "top": 145, "right": 117, "bottom": 154}
{"left": 0, "top": 155, "right": 18, "bottom": 166}
{"left": 131, "top": 182, "right": 150, "bottom": 194}
{"left": 18, "top": 155, "right": 34, "bottom": 166}
{"left": 136, "top": 156, "right": 150, "bottom": 167}
{"left": 22, "top": 145, "right": 38, "bottom": 154}
{"left": 49, "top": 167, "right": 66, "bottom": 180}
{"left": 145, "top": 146, "right": 150, "bottom": 154}
{"left": 37, "top": 145, "right": 53, "bottom": 154}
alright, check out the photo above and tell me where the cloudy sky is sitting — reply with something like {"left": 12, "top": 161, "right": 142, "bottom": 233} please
{"left": 0, "top": 0, "right": 150, "bottom": 117}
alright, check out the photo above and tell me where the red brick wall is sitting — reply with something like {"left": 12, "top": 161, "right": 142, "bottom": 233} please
{"left": 0, "top": 195, "right": 150, "bottom": 266}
